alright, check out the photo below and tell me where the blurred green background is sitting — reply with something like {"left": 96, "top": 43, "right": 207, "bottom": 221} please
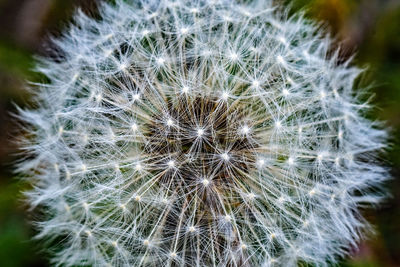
{"left": 0, "top": 0, "right": 399, "bottom": 266}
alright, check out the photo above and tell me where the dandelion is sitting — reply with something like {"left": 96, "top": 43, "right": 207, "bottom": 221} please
{"left": 17, "top": 0, "right": 388, "bottom": 266}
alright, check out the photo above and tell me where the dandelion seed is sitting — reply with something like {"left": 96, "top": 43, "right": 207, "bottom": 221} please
{"left": 148, "top": 12, "right": 158, "bottom": 19}
{"left": 167, "top": 160, "right": 175, "bottom": 168}
{"left": 156, "top": 57, "right": 165, "bottom": 66}
{"left": 241, "top": 125, "right": 250, "bottom": 134}
{"left": 142, "top": 29, "right": 150, "bottom": 36}
{"left": 278, "top": 36, "right": 287, "bottom": 44}
{"left": 95, "top": 93, "right": 102, "bottom": 103}
{"left": 170, "top": 252, "right": 177, "bottom": 258}
{"left": 257, "top": 159, "right": 265, "bottom": 167}
{"left": 282, "top": 88, "right": 290, "bottom": 96}
{"left": 335, "top": 157, "right": 340, "bottom": 166}
{"left": 221, "top": 153, "right": 230, "bottom": 161}
{"left": 181, "top": 86, "right": 189, "bottom": 93}
{"left": 72, "top": 73, "right": 79, "bottom": 81}
{"left": 105, "top": 33, "right": 113, "bottom": 40}
{"left": 201, "top": 49, "right": 212, "bottom": 57}
{"left": 135, "top": 163, "right": 142, "bottom": 171}
{"left": 309, "top": 189, "right": 316, "bottom": 196}
{"left": 81, "top": 133, "right": 88, "bottom": 143}
{"left": 104, "top": 49, "right": 113, "bottom": 57}
{"left": 338, "top": 130, "right": 343, "bottom": 140}
{"left": 320, "top": 90, "right": 326, "bottom": 99}
{"left": 252, "top": 80, "right": 260, "bottom": 88}
{"left": 64, "top": 204, "right": 70, "bottom": 212}
{"left": 119, "top": 63, "right": 128, "bottom": 71}
{"left": 180, "top": 27, "right": 189, "bottom": 35}
{"left": 132, "top": 93, "right": 140, "bottom": 101}
{"left": 65, "top": 170, "right": 71, "bottom": 180}
{"left": 166, "top": 118, "right": 174, "bottom": 126}
{"left": 197, "top": 128, "right": 204, "bottom": 137}
{"left": 276, "top": 55, "right": 285, "bottom": 64}
{"left": 248, "top": 192, "right": 256, "bottom": 200}
{"left": 229, "top": 52, "right": 239, "bottom": 61}
{"left": 201, "top": 178, "right": 210, "bottom": 186}
{"left": 221, "top": 91, "right": 229, "bottom": 101}
{"left": 131, "top": 123, "right": 138, "bottom": 131}
{"left": 81, "top": 164, "right": 87, "bottom": 172}
{"left": 223, "top": 15, "right": 232, "bottom": 22}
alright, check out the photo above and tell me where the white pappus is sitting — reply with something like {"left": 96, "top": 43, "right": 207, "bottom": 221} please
{"left": 16, "top": 0, "right": 388, "bottom": 266}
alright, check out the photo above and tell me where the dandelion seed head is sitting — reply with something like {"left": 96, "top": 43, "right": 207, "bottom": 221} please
{"left": 17, "top": 0, "right": 388, "bottom": 266}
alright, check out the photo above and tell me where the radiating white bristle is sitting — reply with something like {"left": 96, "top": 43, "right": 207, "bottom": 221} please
{"left": 16, "top": 0, "right": 388, "bottom": 266}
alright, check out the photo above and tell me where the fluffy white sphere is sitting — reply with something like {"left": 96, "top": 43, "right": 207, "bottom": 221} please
{"left": 17, "top": 0, "right": 388, "bottom": 266}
